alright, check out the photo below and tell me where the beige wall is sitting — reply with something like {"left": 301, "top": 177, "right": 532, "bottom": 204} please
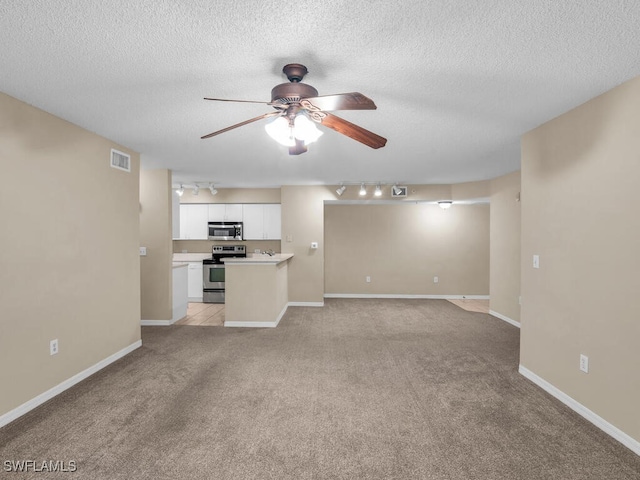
{"left": 521, "top": 76, "right": 640, "bottom": 442}
{"left": 225, "top": 262, "right": 288, "bottom": 323}
{"left": 325, "top": 204, "right": 490, "bottom": 295}
{"left": 280, "top": 184, "right": 491, "bottom": 303}
{"left": 0, "top": 92, "right": 141, "bottom": 417}
{"left": 489, "top": 172, "right": 521, "bottom": 321}
{"left": 140, "top": 169, "right": 173, "bottom": 320}
{"left": 281, "top": 186, "right": 334, "bottom": 303}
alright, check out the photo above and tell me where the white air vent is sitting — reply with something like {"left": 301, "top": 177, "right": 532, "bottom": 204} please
{"left": 391, "top": 185, "right": 408, "bottom": 197}
{"left": 110, "top": 149, "right": 131, "bottom": 172}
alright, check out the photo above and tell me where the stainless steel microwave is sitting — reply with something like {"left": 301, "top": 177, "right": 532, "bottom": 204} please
{"left": 208, "top": 222, "right": 243, "bottom": 241}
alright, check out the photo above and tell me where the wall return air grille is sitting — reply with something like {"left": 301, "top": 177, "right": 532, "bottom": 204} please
{"left": 110, "top": 149, "right": 131, "bottom": 172}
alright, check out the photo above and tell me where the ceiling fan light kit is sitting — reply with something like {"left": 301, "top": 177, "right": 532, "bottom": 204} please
{"left": 201, "top": 64, "right": 387, "bottom": 155}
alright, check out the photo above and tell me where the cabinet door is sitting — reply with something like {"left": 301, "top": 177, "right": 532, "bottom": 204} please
{"left": 207, "top": 204, "right": 225, "bottom": 222}
{"left": 207, "top": 204, "right": 243, "bottom": 222}
{"left": 263, "top": 204, "right": 281, "bottom": 240}
{"left": 180, "top": 204, "right": 208, "bottom": 239}
{"left": 187, "top": 262, "right": 203, "bottom": 300}
{"left": 242, "top": 204, "right": 264, "bottom": 240}
{"left": 224, "top": 204, "right": 243, "bottom": 222}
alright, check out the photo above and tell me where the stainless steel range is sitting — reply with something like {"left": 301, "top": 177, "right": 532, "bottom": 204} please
{"left": 202, "top": 245, "right": 246, "bottom": 303}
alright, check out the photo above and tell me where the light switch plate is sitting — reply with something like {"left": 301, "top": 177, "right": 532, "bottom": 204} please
{"left": 533, "top": 254, "right": 540, "bottom": 268}
{"left": 139, "top": 247, "right": 147, "bottom": 256}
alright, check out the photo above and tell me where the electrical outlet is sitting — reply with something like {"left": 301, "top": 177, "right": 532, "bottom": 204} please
{"left": 433, "top": 276, "right": 439, "bottom": 283}
{"left": 580, "top": 354, "right": 589, "bottom": 373}
{"left": 139, "top": 247, "right": 147, "bottom": 256}
{"left": 366, "top": 276, "right": 371, "bottom": 283}
{"left": 286, "top": 235, "right": 293, "bottom": 242}
{"left": 50, "top": 339, "right": 59, "bottom": 356}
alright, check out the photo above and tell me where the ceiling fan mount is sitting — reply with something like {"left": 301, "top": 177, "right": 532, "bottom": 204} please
{"left": 201, "top": 63, "right": 387, "bottom": 154}
{"left": 282, "top": 63, "right": 309, "bottom": 82}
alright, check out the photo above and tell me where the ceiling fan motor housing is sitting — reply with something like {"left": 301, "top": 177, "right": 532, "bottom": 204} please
{"left": 271, "top": 82, "right": 319, "bottom": 105}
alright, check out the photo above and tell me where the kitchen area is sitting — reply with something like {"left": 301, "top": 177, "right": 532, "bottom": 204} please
{"left": 171, "top": 187, "right": 293, "bottom": 327}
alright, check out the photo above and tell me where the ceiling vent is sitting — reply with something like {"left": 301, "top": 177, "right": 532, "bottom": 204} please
{"left": 391, "top": 185, "right": 407, "bottom": 197}
{"left": 110, "top": 149, "right": 131, "bottom": 172}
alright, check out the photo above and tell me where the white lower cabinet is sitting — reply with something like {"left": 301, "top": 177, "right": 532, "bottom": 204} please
{"left": 187, "top": 262, "right": 203, "bottom": 301}
{"left": 242, "top": 204, "right": 281, "bottom": 240}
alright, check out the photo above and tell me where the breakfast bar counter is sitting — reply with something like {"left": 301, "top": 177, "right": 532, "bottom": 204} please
{"left": 222, "top": 254, "right": 294, "bottom": 327}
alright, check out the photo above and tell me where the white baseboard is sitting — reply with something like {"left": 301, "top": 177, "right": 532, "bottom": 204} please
{"left": 224, "top": 304, "right": 288, "bottom": 328}
{"left": 519, "top": 365, "right": 640, "bottom": 456}
{"left": 0, "top": 340, "right": 142, "bottom": 429}
{"left": 489, "top": 310, "right": 521, "bottom": 328}
{"left": 288, "top": 301, "right": 325, "bottom": 307}
{"left": 324, "top": 294, "right": 490, "bottom": 300}
{"left": 141, "top": 304, "right": 188, "bottom": 327}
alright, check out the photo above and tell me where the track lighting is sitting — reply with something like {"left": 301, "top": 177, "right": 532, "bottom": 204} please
{"left": 336, "top": 184, "right": 346, "bottom": 196}
{"left": 209, "top": 183, "right": 218, "bottom": 195}
{"left": 438, "top": 201, "right": 453, "bottom": 209}
{"left": 192, "top": 184, "right": 199, "bottom": 195}
{"left": 374, "top": 184, "right": 382, "bottom": 197}
{"left": 359, "top": 183, "right": 366, "bottom": 196}
{"left": 176, "top": 184, "right": 184, "bottom": 197}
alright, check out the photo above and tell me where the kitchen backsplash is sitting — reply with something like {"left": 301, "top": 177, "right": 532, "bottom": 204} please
{"left": 173, "top": 239, "right": 281, "bottom": 254}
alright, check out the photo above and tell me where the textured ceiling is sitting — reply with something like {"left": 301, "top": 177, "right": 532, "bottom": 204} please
{"left": 2, "top": 1, "right": 640, "bottom": 187}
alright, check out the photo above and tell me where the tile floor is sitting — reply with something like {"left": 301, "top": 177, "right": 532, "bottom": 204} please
{"left": 446, "top": 298, "right": 490, "bottom": 313}
{"left": 175, "top": 302, "right": 225, "bottom": 326}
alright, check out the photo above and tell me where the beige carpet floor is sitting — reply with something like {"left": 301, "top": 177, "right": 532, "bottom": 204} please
{"left": 1, "top": 298, "right": 638, "bottom": 479}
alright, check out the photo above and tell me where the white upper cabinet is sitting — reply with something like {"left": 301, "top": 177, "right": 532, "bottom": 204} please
{"left": 263, "top": 204, "right": 282, "bottom": 240}
{"left": 207, "top": 204, "right": 243, "bottom": 222}
{"left": 242, "top": 204, "right": 281, "bottom": 240}
{"left": 179, "top": 204, "right": 208, "bottom": 240}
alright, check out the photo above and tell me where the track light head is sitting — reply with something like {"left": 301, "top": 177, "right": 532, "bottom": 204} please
{"left": 176, "top": 184, "right": 184, "bottom": 197}
{"left": 359, "top": 183, "right": 366, "bottom": 196}
{"left": 336, "top": 184, "right": 346, "bottom": 196}
{"left": 192, "top": 184, "right": 199, "bottom": 195}
{"left": 374, "top": 184, "right": 382, "bottom": 197}
{"left": 209, "top": 183, "right": 218, "bottom": 195}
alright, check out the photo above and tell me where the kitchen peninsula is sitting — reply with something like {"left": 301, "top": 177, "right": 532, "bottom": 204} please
{"left": 222, "top": 253, "right": 294, "bottom": 327}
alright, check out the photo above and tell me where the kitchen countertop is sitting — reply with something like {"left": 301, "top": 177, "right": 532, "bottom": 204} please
{"left": 172, "top": 262, "right": 188, "bottom": 269}
{"left": 172, "top": 253, "right": 212, "bottom": 262}
{"left": 222, "top": 253, "right": 294, "bottom": 265}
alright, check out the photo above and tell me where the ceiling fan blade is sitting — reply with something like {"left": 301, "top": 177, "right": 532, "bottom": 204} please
{"left": 201, "top": 111, "right": 282, "bottom": 139}
{"left": 289, "top": 139, "right": 308, "bottom": 156}
{"left": 300, "top": 92, "right": 377, "bottom": 111}
{"left": 319, "top": 113, "right": 387, "bottom": 149}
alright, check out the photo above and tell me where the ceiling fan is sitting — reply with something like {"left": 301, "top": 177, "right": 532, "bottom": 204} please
{"left": 201, "top": 64, "right": 387, "bottom": 155}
